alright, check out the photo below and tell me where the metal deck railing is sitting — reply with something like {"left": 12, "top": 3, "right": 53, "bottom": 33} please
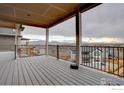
{"left": 13, "top": 44, "right": 124, "bottom": 77}
{"left": 18, "top": 45, "right": 46, "bottom": 57}
{"left": 48, "top": 45, "right": 124, "bottom": 77}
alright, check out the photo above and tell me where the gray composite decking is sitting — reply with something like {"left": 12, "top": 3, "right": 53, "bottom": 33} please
{"left": 0, "top": 55, "right": 123, "bottom": 85}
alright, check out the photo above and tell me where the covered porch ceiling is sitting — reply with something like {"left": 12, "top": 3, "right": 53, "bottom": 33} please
{"left": 0, "top": 3, "right": 100, "bottom": 29}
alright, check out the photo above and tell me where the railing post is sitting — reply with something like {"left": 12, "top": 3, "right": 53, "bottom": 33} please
{"left": 57, "top": 45, "right": 59, "bottom": 60}
{"left": 45, "top": 28, "right": 49, "bottom": 55}
{"left": 14, "top": 44, "right": 16, "bottom": 59}
{"left": 15, "top": 28, "right": 18, "bottom": 60}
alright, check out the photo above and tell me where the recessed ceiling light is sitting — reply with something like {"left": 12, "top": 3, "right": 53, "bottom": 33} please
{"left": 27, "top": 14, "right": 31, "bottom": 16}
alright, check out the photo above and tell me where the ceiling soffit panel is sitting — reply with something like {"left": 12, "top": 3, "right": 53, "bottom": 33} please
{"left": 5, "top": 3, "right": 50, "bottom": 15}
{"left": 0, "top": 3, "right": 99, "bottom": 28}
{"left": 50, "top": 3, "right": 79, "bottom": 11}
{"left": 0, "top": 5, "right": 14, "bottom": 17}
{"left": 15, "top": 8, "right": 52, "bottom": 24}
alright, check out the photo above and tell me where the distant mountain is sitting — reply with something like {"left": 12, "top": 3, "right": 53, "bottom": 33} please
{"left": 28, "top": 40, "right": 46, "bottom": 45}
{"left": 26, "top": 40, "right": 124, "bottom": 47}
{"left": 28, "top": 40, "right": 75, "bottom": 45}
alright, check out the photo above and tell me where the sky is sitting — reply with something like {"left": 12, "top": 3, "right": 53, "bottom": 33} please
{"left": 22, "top": 3, "right": 124, "bottom": 43}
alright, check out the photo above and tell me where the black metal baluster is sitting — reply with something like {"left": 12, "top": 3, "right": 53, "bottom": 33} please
{"left": 85, "top": 46, "right": 87, "bottom": 66}
{"left": 90, "top": 46, "right": 93, "bottom": 68}
{"left": 84, "top": 46, "right": 87, "bottom": 66}
{"left": 82, "top": 46, "right": 84, "bottom": 65}
{"left": 95, "top": 46, "right": 97, "bottom": 69}
{"left": 89, "top": 46, "right": 90, "bottom": 67}
{"left": 84, "top": 46, "right": 85, "bottom": 66}
{"left": 83, "top": 46, "right": 85, "bottom": 66}
{"left": 113, "top": 47, "right": 114, "bottom": 74}
{"left": 123, "top": 47, "right": 124, "bottom": 77}
{"left": 108, "top": 47, "right": 111, "bottom": 73}
{"left": 101, "top": 46, "right": 102, "bottom": 70}
{"left": 94, "top": 46, "right": 95, "bottom": 69}
{"left": 117, "top": 47, "right": 119, "bottom": 76}
{"left": 98, "top": 46, "right": 99, "bottom": 69}
{"left": 89, "top": 46, "right": 91, "bottom": 67}
{"left": 96, "top": 46, "right": 98, "bottom": 69}
{"left": 86, "top": 46, "right": 88, "bottom": 66}
{"left": 104, "top": 47, "right": 106, "bottom": 71}
{"left": 57, "top": 45, "right": 59, "bottom": 60}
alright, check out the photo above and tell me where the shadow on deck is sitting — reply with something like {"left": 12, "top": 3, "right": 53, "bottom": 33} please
{"left": 0, "top": 55, "right": 123, "bottom": 85}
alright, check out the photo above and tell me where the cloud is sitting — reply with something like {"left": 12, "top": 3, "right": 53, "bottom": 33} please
{"left": 83, "top": 3, "right": 124, "bottom": 38}
{"left": 49, "top": 17, "right": 76, "bottom": 37}
{"left": 22, "top": 25, "right": 46, "bottom": 35}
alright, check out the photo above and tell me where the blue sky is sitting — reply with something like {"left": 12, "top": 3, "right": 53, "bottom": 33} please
{"left": 22, "top": 3, "right": 124, "bottom": 43}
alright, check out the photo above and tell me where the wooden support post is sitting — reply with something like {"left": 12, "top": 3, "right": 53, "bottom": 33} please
{"left": 45, "top": 28, "right": 49, "bottom": 55}
{"left": 15, "top": 28, "right": 19, "bottom": 59}
{"left": 70, "top": 12, "right": 82, "bottom": 69}
{"left": 75, "top": 12, "right": 82, "bottom": 66}
{"left": 15, "top": 24, "right": 23, "bottom": 59}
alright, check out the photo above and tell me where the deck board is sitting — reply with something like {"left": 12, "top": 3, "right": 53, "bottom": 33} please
{"left": 47, "top": 59, "right": 102, "bottom": 84}
{"left": 6, "top": 61, "right": 15, "bottom": 85}
{"left": 36, "top": 59, "right": 88, "bottom": 85}
{"left": 23, "top": 59, "right": 39, "bottom": 85}
{"left": 0, "top": 55, "right": 123, "bottom": 85}
{"left": 48, "top": 57, "right": 123, "bottom": 85}
{"left": 30, "top": 57, "right": 76, "bottom": 85}
{"left": 28, "top": 61, "right": 53, "bottom": 85}
{"left": 34, "top": 62, "right": 60, "bottom": 85}
{"left": 25, "top": 59, "right": 46, "bottom": 85}
{"left": 45, "top": 62, "right": 97, "bottom": 85}
{"left": 18, "top": 59, "right": 26, "bottom": 85}
{"left": 12, "top": 61, "right": 19, "bottom": 85}
{"left": 0, "top": 61, "right": 9, "bottom": 80}
{"left": 34, "top": 59, "right": 73, "bottom": 85}
{"left": 0, "top": 61, "right": 11, "bottom": 85}
{"left": 20, "top": 59, "right": 32, "bottom": 85}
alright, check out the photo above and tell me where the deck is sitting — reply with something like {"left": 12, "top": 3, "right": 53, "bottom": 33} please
{"left": 0, "top": 55, "right": 123, "bottom": 85}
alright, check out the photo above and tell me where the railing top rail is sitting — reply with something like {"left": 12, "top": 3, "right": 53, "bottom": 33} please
{"left": 48, "top": 45, "right": 124, "bottom": 48}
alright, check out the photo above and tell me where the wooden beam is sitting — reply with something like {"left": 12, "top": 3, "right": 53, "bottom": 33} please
{"left": 79, "top": 3, "right": 101, "bottom": 13}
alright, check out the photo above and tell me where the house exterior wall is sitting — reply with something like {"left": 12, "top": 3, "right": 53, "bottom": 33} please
{"left": 0, "top": 36, "right": 15, "bottom": 51}
{"left": 0, "top": 28, "right": 15, "bottom": 35}
{"left": 0, "top": 28, "right": 22, "bottom": 51}
{"left": 0, "top": 28, "right": 22, "bottom": 61}
{"left": 0, "top": 28, "right": 15, "bottom": 61}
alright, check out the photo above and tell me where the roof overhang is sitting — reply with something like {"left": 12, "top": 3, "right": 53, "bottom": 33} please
{"left": 0, "top": 3, "right": 101, "bottom": 29}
